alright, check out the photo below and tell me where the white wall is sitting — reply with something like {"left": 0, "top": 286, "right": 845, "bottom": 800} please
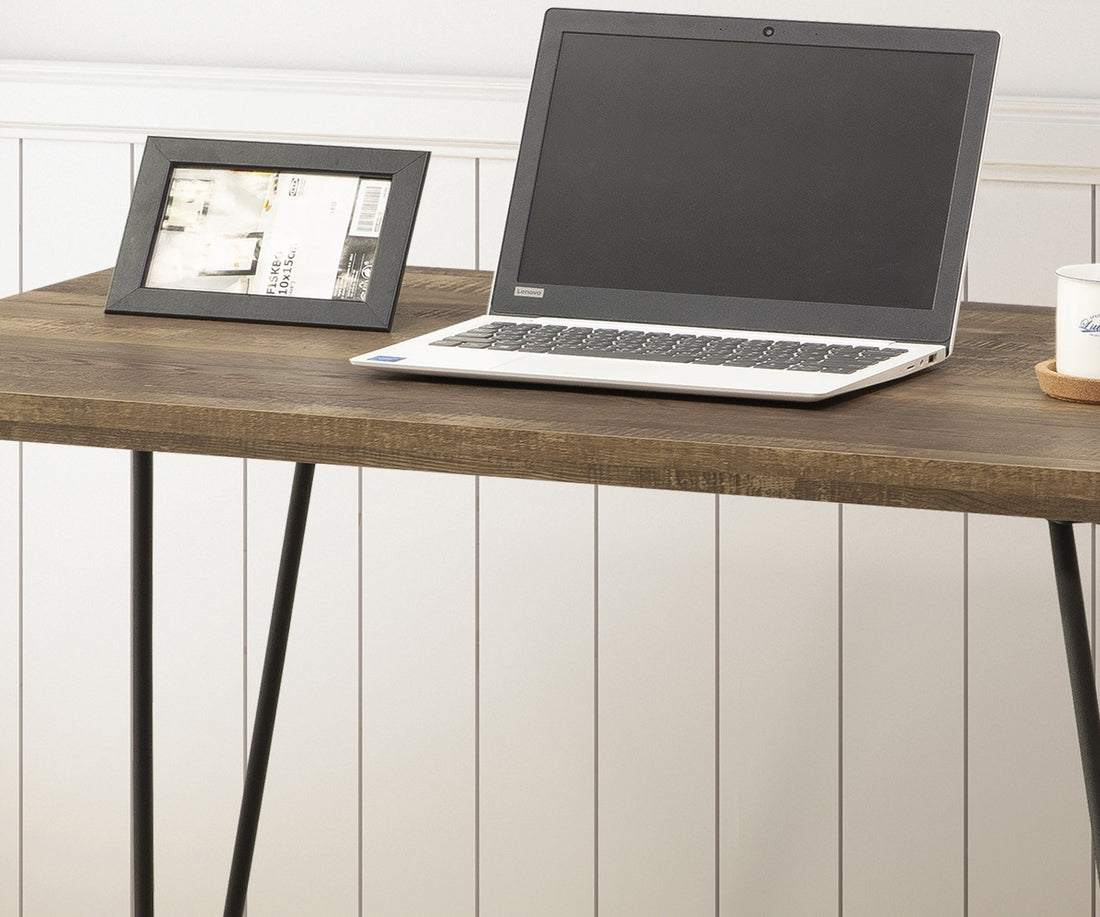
{"left": 2, "top": 0, "right": 1099, "bottom": 97}
{"left": 2, "top": 3, "right": 1100, "bottom": 915}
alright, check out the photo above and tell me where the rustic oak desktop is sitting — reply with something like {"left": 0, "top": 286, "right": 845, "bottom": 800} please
{"left": 2, "top": 268, "right": 1099, "bottom": 914}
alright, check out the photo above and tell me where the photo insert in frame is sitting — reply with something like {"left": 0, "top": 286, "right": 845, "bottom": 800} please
{"left": 145, "top": 167, "right": 393, "bottom": 304}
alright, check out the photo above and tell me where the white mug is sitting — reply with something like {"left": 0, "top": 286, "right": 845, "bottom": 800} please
{"left": 1055, "top": 263, "right": 1100, "bottom": 379}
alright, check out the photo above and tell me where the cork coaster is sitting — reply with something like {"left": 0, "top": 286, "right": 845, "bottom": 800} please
{"left": 1036, "top": 359, "right": 1100, "bottom": 404}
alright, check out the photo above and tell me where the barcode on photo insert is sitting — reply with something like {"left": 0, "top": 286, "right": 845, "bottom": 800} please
{"left": 350, "top": 179, "right": 391, "bottom": 237}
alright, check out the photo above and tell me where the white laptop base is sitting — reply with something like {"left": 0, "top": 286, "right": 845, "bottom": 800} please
{"left": 346, "top": 10, "right": 996, "bottom": 404}
{"left": 350, "top": 316, "right": 944, "bottom": 402}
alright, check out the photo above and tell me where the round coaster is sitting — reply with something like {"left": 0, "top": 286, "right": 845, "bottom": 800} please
{"left": 1036, "top": 359, "right": 1100, "bottom": 404}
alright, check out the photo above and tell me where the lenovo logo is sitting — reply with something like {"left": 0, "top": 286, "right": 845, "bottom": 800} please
{"left": 514, "top": 285, "right": 545, "bottom": 299}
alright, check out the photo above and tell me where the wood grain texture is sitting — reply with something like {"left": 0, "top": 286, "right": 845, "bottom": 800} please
{"left": 1, "top": 269, "right": 1098, "bottom": 521}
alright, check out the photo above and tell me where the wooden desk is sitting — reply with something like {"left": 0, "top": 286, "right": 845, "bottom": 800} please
{"left": 3, "top": 268, "right": 1099, "bottom": 521}
{"left": 3, "top": 268, "right": 1099, "bottom": 912}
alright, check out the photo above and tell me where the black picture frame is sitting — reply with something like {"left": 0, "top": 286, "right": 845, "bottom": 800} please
{"left": 106, "top": 136, "right": 430, "bottom": 330}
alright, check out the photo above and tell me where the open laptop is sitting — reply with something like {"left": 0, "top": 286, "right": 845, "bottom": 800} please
{"left": 352, "top": 8, "right": 999, "bottom": 402}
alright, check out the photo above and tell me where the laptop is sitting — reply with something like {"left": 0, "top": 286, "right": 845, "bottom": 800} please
{"left": 352, "top": 8, "right": 999, "bottom": 402}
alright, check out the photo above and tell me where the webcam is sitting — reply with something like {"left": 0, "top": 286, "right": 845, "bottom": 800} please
{"left": 762, "top": 26, "right": 775, "bottom": 37}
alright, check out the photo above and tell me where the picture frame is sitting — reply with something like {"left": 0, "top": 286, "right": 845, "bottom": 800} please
{"left": 106, "top": 136, "right": 430, "bottom": 330}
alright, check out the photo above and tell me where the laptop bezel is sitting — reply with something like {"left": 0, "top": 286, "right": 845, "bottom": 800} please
{"left": 489, "top": 8, "right": 999, "bottom": 348}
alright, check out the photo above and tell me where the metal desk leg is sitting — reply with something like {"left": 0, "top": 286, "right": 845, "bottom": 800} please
{"left": 132, "top": 451, "right": 154, "bottom": 917}
{"left": 223, "top": 462, "right": 315, "bottom": 917}
{"left": 1049, "top": 520, "right": 1100, "bottom": 876}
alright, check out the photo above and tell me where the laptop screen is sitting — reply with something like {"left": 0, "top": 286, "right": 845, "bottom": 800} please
{"left": 492, "top": 10, "right": 999, "bottom": 346}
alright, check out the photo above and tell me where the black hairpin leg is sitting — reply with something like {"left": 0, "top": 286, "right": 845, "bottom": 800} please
{"left": 132, "top": 450, "right": 155, "bottom": 917}
{"left": 223, "top": 462, "right": 316, "bottom": 917}
{"left": 1049, "top": 520, "right": 1100, "bottom": 876}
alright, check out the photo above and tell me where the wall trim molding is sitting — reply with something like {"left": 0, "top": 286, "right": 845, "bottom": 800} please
{"left": 1, "top": 59, "right": 1099, "bottom": 177}
{"left": 993, "top": 95, "right": 1100, "bottom": 125}
{"left": 0, "top": 59, "right": 528, "bottom": 102}
{"left": 0, "top": 59, "right": 528, "bottom": 157}
{"left": 983, "top": 96, "right": 1100, "bottom": 182}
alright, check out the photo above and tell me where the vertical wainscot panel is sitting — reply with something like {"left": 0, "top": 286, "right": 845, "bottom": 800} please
{"left": 153, "top": 454, "right": 245, "bottom": 916}
{"left": 968, "top": 515, "right": 1092, "bottom": 916}
{"left": 0, "top": 139, "right": 19, "bottom": 298}
{"left": 597, "top": 486, "right": 716, "bottom": 917}
{"left": 407, "top": 154, "right": 478, "bottom": 270}
{"left": 360, "top": 468, "right": 476, "bottom": 916}
{"left": 479, "top": 477, "right": 596, "bottom": 917}
{"left": 0, "top": 442, "right": 18, "bottom": 916}
{"left": 21, "top": 139, "right": 132, "bottom": 291}
{"left": 842, "top": 506, "right": 965, "bottom": 916}
{"left": 476, "top": 157, "right": 517, "bottom": 272}
{"left": 967, "top": 180, "right": 1092, "bottom": 308}
{"left": 21, "top": 443, "right": 130, "bottom": 915}
{"left": 246, "top": 461, "right": 361, "bottom": 915}
{"left": 719, "top": 496, "right": 840, "bottom": 915}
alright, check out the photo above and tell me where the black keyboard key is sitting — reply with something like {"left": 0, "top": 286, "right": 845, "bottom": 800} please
{"left": 550, "top": 346, "right": 699, "bottom": 363}
{"left": 428, "top": 322, "right": 910, "bottom": 373}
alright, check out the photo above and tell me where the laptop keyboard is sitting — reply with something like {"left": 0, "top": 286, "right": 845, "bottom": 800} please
{"left": 430, "top": 322, "right": 907, "bottom": 374}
